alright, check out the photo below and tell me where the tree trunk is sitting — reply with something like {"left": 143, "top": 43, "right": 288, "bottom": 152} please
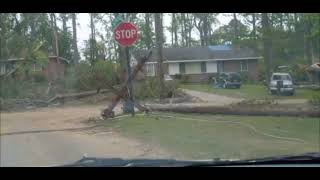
{"left": 303, "top": 14, "right": 313, "bottom": 66}
{"left": 50, "top": 13, "right": 59, "bottom": 58}
{"left": 294, "top": 13, "right": 298, "bottom": 32}
{"left": 252, "top": 13, "right": 256, "bottom": 40}
{"left": 71, "top": 13, "right": 80, "bottom": 64}
{"left": 90, "top": 13, "right": 96, "bottom": 63}
{"left": 233, "top": 13, "right": 238, "bottom": 41}
{"left": 61, "top": 13, "right": 67, "bottom": 33}
{"left": 181, "top": 13, "right": 186, "bottom": 47}
{"left": 145, "top": 13, "right": 152, "bottom": 49}
{"left": 262, "top": 13, "right": 272, "bottom": 90}
{"left": 187, "top": 14, "right": 192, "bottom": 47}
{"left": 171, "top": 14, "right": 174, "bottom": 46}
{"left": 154, "top": 13, "right": 165, "bottom": 100}
{"left": 279, "top": 13, "right": 283, "bottom": 30}
{"left": 202, "top": 14, "right": 209, "bottom": 46}
{"left": 174, "top": 14, "right": 178, "bottom": 47}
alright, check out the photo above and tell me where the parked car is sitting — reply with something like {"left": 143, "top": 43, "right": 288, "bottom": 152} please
{"left": 269, "top": 72, "right": 295, "bottom": 96}
{"left": 213, "top": 72, "right": 241, "bottom": 89}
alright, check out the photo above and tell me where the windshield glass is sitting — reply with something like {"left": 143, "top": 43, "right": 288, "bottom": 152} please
{"left": 1, "top": 13, "right": 320, "bottom": 167}
{"left": 273, "top": 75, "right": 292, "bottom": 81}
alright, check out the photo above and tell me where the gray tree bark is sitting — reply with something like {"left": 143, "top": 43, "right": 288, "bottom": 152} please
{"left": 154, "top": 13, "right": 165, "bottom": 100}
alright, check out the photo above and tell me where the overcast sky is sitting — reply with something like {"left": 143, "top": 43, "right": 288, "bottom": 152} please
{"left": 74, "top": 13, "right": 233, "bottom": 52}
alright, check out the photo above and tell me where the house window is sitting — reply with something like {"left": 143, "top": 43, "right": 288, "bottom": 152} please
{"left": 33, "top": 63, "right": 43, "bottom": 72}
{"left": 201, "top": 62, "right": 206, "bottom": 73}
{"left": 218, "top": 61, "right": 224, "bottom": 72}
{"left": 179, "top": 62, "right": 186, "bottom": 74}
{"left": 240, "top": 60, "right": 248, "bottom": 72}
{"left": 146, "top": 64, "right": 155, "bottom": 76}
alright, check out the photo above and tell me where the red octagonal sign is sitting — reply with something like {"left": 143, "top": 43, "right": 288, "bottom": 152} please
{"left": 114, "top": 22, "right": 139, "bottom": 47}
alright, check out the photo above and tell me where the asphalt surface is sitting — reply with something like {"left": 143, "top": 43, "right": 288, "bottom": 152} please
{"left": 0, "top": 104, "right": 170, "bottom": 167}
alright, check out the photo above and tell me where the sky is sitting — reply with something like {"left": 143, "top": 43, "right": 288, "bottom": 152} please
{"left": 75, "top": 13, "right": 233, "bottom": 54}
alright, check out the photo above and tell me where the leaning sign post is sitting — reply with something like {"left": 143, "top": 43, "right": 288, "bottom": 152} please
{"left": 114, "top": 22, "right": 139, "bottom": 117}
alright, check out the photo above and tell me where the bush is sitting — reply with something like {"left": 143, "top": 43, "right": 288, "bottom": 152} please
{"left": 73, "top": 60, "right": 119, "bottom": 92}
{"left": 308, "top": 94, "right": 320, "bottom": 107}
{"left": 0, "top": 78, "right": 24, "bottom": 98}
{"left": 30, "top": 71, "right": 46, "bottom": 83}
{"left": 181, "top": 75, "right": 189, "bottom": 83}
{"left": 134, "top": 77, "right": 179, "bottom": 99}
{"left": 239, "top": 72, "right": 249, "bottom": 83}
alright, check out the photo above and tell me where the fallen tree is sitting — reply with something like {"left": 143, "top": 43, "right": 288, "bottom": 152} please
{"left": 146, "top": 104, "right": 320, "bottom": 117}
{"left": 101, "top": 50, "right": 152, "bottom": 119}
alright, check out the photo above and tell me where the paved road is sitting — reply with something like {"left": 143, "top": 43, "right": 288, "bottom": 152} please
{"left": 0, "top": 104, "right": 170, "bottom": 167}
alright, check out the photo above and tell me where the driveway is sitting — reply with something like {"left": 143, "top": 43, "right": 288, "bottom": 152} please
{"left": 181, "top": 89, "right": 244, "bottom": 105}
{"left": 0, "top": 104, "right": 171, "bottom": 167}
{"left": 181, "top": 89, "right": 309, "bottom": 106}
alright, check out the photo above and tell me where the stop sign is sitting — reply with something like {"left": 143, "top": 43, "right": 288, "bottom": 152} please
{"left": 114, "top": 22, "right": 139, "bottom": 47}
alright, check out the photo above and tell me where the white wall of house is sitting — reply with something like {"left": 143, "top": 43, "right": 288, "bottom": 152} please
{"left": 146, "top": 63, "right": 155, "bottom": 76}
{"left": 185, "top": 62, "right": 201, "bottom": 74}
{"left": 206, "top": 62, "right": 218, "bottom": 73}
{"left": 168, "top": 63, "right": 180, "bottom": 75}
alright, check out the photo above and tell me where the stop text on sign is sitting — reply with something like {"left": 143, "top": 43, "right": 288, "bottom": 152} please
{"left": 115, "top": 29, "right": 137, "bottom": 39}
{"left": 114, "top": 22, "right": 139, "bottom": 47}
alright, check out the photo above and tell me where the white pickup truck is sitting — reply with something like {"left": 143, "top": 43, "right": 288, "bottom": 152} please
{"left": 269, "top": 73, "right": 295, "bottom": 96}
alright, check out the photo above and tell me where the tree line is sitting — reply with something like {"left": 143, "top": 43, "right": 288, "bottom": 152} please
{"left": 0, "top": 13, "right": 319, "bottom": 70}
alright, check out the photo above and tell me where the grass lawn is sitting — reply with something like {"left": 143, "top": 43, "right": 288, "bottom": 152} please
{"left": 105, "top": 112, "right": 320, "bottom": 160}
{"left": 180, "top": 83, "right": 319, "bottom": 100}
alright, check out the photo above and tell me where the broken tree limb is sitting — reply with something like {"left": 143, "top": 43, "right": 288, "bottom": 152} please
{"left": 47, "top": 89, "right": 110, "bottom": 104}
{"left": 101, "top": 50, "right": 153, "bottom": 119}
{"left": 147, "top": 104, "right": 320, "bottom": 117}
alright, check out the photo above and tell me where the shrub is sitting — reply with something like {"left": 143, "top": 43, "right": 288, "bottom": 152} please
{"left": 30, "top": 71, "right": 46, "bottom": 83}
{"left": 181, "top": 74, "right": 189, "bottom": 83}
{"left": 308, "top": 94, "right": 320, "bottom": 107}
{"left": 73, "top": 60, "right": 118, "bottom": 92}
{"left": 239, "top": 72, "right": 249, "bottom": 83}
{"left": 134, "top": 77, "right": 179, "bottom": 99}
{"left": 0, "top": 78, "right": 24, "bottom": 98}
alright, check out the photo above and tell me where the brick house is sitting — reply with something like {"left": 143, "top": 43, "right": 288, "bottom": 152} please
{"left": 0, "top": 56, "right": 69, "bottom": 82}
{"left": 132, "top": 45, "right": 262, "bottom": 82}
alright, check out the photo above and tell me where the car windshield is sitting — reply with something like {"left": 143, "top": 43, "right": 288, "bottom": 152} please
{"left": 1, "top": 13, "right": 320, "bottom": 167}
{"left": 273, "top": 75, "right": 292, "bottom": 81}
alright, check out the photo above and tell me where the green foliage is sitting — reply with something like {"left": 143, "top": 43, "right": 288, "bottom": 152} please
{"left": 134, "top": 77, "right": 179, "bottom": 99}
{"left": 73, "top": 60, "right": 118, "bottom": 92}
{"left": 0, "top": 78, "right": 24, "bottom": 98}
{"left": 181, "top": 75, "right": 190, "bottom": 83}
{"left": 308, "top": 94, "right": 320, "bottom": 107}
{"left": 30, "top": 71, "right": 46, "bottom": 83}
{"left": 239, "top": 72, "right": 249, "bottom": 83}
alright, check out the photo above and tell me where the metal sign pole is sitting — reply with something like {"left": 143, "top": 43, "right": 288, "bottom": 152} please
{"left": 125, "top": 46, "right": 135, "bottom": 117}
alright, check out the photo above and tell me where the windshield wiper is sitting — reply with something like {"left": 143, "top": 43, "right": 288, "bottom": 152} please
{"left": 187, "top": 152, "right": 320, "bottom": 167}
{"left": 60, "top": 152, "right": 320, "bottom": 167}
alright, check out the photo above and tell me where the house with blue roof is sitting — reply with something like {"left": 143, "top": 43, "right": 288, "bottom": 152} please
{"left": 133, "top": 45, "right": 262, "bottom": 82}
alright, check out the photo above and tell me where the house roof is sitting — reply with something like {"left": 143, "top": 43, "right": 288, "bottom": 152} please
{"left": 133, "top": 46, "right": 262, "bottom": 63}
